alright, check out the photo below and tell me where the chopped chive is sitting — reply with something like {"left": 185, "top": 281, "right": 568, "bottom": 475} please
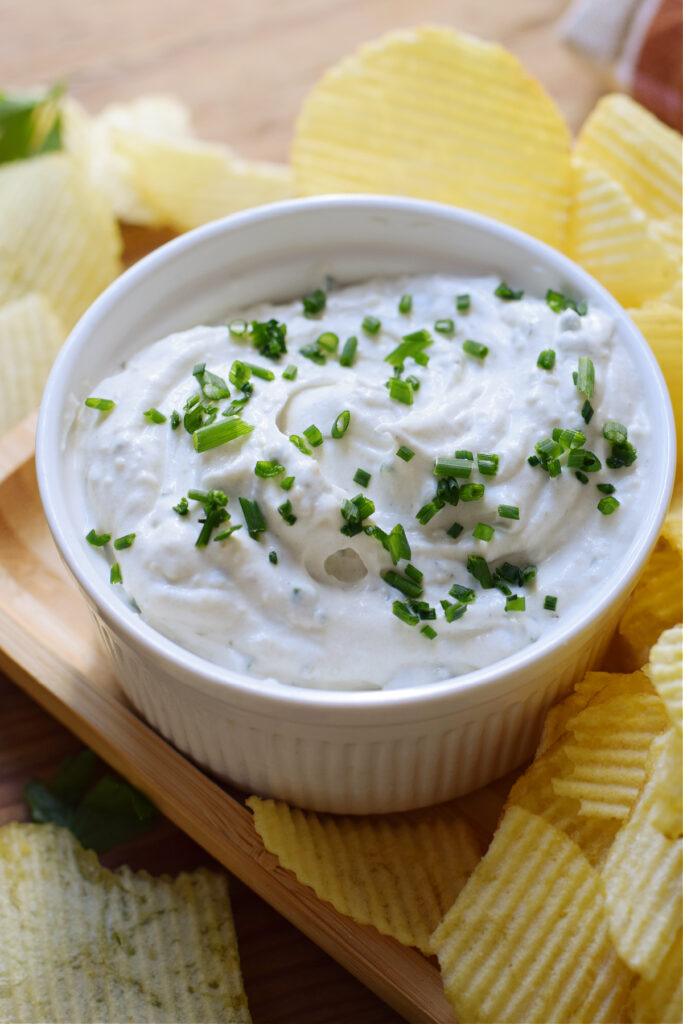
{"left": 113, "top": 533, "right": 136, "bottom": 551}
{"left": 302, "top": 288, "right": 326, "bottom": 317}
{"left": 340, "top": 494, "right": 375, "bottom": 535}
{"left": 416, "top": 497, "right": 445, "bottom": 525}
{"left": 170, "top": 410, "right": 181, "bottom": 429}
{"left": 447, "top": 521, "right": 464, "bottom": 540}
{"left": 521, "top": 565, "right": 536, "bottom": 585}
{"left": 581, "top": 400, "right": 594, "bottom": 424}
{"left": 545, "top": 289, "right": 587, "bottom": 315}
{"left": 462, "top": 340, "right": 488, "bottom": 359}
{"left": 84, "top": 397, "right": 115, "bottom": 411}
{"left": 398, "top": 293, "right": 413, "bottom": 314}
{"left": 436, "top": 477, "right": 460, "bottom": 506}
{"left": 477, "top": 453, "right": 499, "bottom": 477}
{"left": 420, "top": 625, "right": 437, "bottom": 639}
{"left": 173, "top": 497, "right": 189, "bottom": 516}
{"left": 404, "top": 563, "right": 423, "bottom": 584}
{"left": 575, "top": 471, "right": 589, "bottom": 484}
{"left": 290, "top": 434, "right": 312, "bottom": 455}
{"left": 353, "top": 468, "right": 371, "bottom": 487}
{"left": 456, "top": 450, "right": 474, "bottom": 460}
{"left": 567, "top": 449, "right": 602, "bottom": 473}
{"left": 408, "top": 600, "right": 436, "bottom": 621}
{"left": 495, "top": 282, "right": 523, "bottom": 300}
{"left": 303, "top": 424, "right": 324, "bottom": 448}
{"left": 606, "top": 440, "right": 637, "bottom": 468}
{"left": 187, "top": 489, "right": 228, "bottom": 505}
{"left": 193, "top": 363, "right": 231, "bottom": 400}
{"left": 243, "top": 362, "right": 275, "bottom": 381}
{"left": 339, "top": 336, "right": 358, "bottom": 367}
{"left": 548, "top": 459, "right": 562, "bottom": 478}
{"left": 110, "top": 562, "right": 122, "bottom": 584}
{"left": 250, "top": 318, "right": 287, "bottom": 361}
{"left": 228, "top": 318, "right": 248, "bottom": 336}
{"left": 282, "top": 364, "right": 298, "bottom": 381}
{"left": 552, "top": 427, "right": 586, "bottom": 450}
{"left": 331, "top": 410, "right": 351, "bottom": 439}
{"left": 434, "top": 318, "right": 454, "bottom": 334}
{"left": 576, "top": 357, "right": 595, "bottom": 398}
{"left": 404, "top": 374, "right": 420, "bottom": 391}
{"left": 193, "top": 417, "right": 253, "bottom": 452}
{"left": 269, "top": 550, "right": 278, "bottom": 564}
{"left": 385, "top": 333, "right": 433, "bottom": 369}
{"left": 467, "top": 554, "right": 493, "bottom": 589}
{"left": 229, "top": 360, "right": 251, "bottom": 390}
{"left": 214, "top": 524, "right": 242, "bottom": 541}
{"left": 460, "top": 483, "right": 485, "bottom": 501}
{"left": 383, "top": 570, "right": 423, "bottom": 599}
{"left": 277, "top": 499, "right": 297, "bottom": 526}
{"left": 299, "top": 342, "right": 326, "bottom": 365}
{"left": 598, "top": 496, "right": 620, "bottom": 515}
{"left": 317, "top": 332, "right": 339, "bottom": 352}
{"left": 498, "top": 505, "right": 519, "bottom": 520}
{"left": 597, "top": 483, "right": 616, "bottom": 495}
{"left": 544, "top": 595, "right": 558, "bottom": 611}
{"left": 434, "top": 456, "right": 473, "bottom": 479}
{"left": 442, "top": 600, "right": 467, "bottom": 623}
{"left": 143, "top": 408, "right": 166, "bottom": 424}
{"left": 392, "top": 600, "right": 419, "bottom": 626}
{"left": 85, "top": 529, "right": 111, "bottom": 547}
{"left": 528, "top": 455, "right": 540, "bottom": 467}
{"left": 536, "top": 437, "right": 564, "bottom": 461}
{"left": 280, "top": 475, "right": 295, "bottom": 491}
{"left": 473, "top": 522, "right": 494, "bottom": 542}
{"left": 449, "top": 584, "right": 476, "bottom": 604}
{"left": 386, "top": 524, "right": 411, "bottom": 565}
{"left": 505, "top": 595, "right": 526, "bottom": 612}
{"left": 603, "top": 421, "right": 628, "bottom": 444}
{"left": 239, "top": 497, "right": 266, "bottom": 539}
{"left": 255, "top": 460, "right": 285, "bottom": 478}
{"left": 362, "top": 314, "right": 381, "bottom": 334}
{"left": 387, "top": 378, "right": 413, "bottom": 405}
{"left": 456, "top": 293, "right": 471, "bottom": 312}
{"left": 537, "top": 349, "right": 556, "bottom": 370}
{"left": 396, "top": 445, "right": 415, "bottom": 462}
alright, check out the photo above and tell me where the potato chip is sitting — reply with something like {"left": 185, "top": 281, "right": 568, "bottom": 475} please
{"left": 0, "top": 823, "right": 250, "bottom": 1023}
{"left": 601, "top": 733, "right": 683, "bottom": 980}
{"left": 431, "top": 806, "right": 633, "bottom": 1023}
{"left": 630, "top": 926, "right": 683, "bottom": 1024}
{"left": 618, "top": 538, "right": 683, "bottom": 669}
{"left": 292, "top": 27, "right": 572, "bottom": 248}
{"left": 552, "top": 692, "right": 670, "bottom": 819}
{"left": 574, "top": 93, "right": 682, "bottom": 224}
{"left": 565, "top": 157, "right": 679, "bottom": 307}
{"left": 629, "top": 302, "right": 682, "bottom": 478}
{"left": 645, "top": 623, "right": 683, "bottom": 729}
{"left": 246, "top": 795, "right": 480, "bottom": 954}
{"left": 0, "top": 153, "right": 122, "bottom": 330}
{"left": 662, "top": 487, "right": 683, "bottom": 553}
{"left": 110, "top": 129, "right": 294, "bottom": 232}
{"left": 0, "top": 292, "right": 65, "bottom": 435}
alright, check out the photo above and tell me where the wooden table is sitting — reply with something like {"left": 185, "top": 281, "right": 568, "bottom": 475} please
{"left": 1, "top": 2, "right": 605, "bottom": 1020}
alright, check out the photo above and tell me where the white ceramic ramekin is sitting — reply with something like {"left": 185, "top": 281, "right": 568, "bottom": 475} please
{"left": 36, "top": 196, "right": 675, "bottom": 813}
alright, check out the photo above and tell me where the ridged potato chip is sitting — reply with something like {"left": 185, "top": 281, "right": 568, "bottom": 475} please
{"left": 645, "top": 623, "right": 683, "bottom": 729}
{"left": 247, "top": 796, "right": 480, "bottom": 954}
{"left": 662, "top": 488, "right": 683, "bottom": 553}
{"left": 601, "top": 733, "right": 683, "bottom": 980}
{"left": 0, "top": 823, "right": 250, "bottom": 1023}
{"left": 630, "top": 925, "right": 683, "bottom": 1024}
{"left": 292, "top": 26, "right": 572, "bottom": 248}
{"left": 431, "top": 805, "right": 633, "bottom": 1024}
{"left": 0, "top": 153, "right": 122, "bottom": 330}
{"left": 0, "top": 293, "right": 65, "bottom": 435}
{"left": 565, "top": 157, "right": 679, "bottom": 307}
{"left": 618, "top": 539, "right": 683, "bottom": 669}
{"left": 629, "top": 302, "right": 682, "bottom": 479}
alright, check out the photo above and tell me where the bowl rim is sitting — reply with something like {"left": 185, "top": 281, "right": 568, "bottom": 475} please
{"left": 36, "top": 194, "right": 676, "bottom": 714}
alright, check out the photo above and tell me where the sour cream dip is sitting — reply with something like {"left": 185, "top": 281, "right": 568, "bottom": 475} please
{"left": 73, "top": 274, "right": 648, "bottom": 690}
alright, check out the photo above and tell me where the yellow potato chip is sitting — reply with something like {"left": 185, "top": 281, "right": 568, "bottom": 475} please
{"left": 601, "top": 733, "right": 683, "bottom": 980}
{"left": 0, "top": 823, "right": 250, "bottom": 1023}
{"left": 618, "top": 538, "right": 683, "bottom": 669}
{"left": 645, "top": 623, "right": 683, "bottom": 730}
{"left": 292, "top": 27, "right": 572, "bottom": 248}
{"left": 629, "top": 302, "right": 682, "bottom": 479}
{"left": 246, "top": 795, "right": 480, "bottom": 954}
{"left": 552, "top": 692, "right": 670, "bottom": 819}
{"left": 110, "top": 128, "right": 295, "bottom": 232}
{"left": 662, "top": 487, "right": 683, "bottom": 553}
{"left": 431, "top": 805, "right": 633, "bottom": 1023}
{"left": 0, "top": 153, "right": 122, "bottom": 331}
{"left": 0, "top": 293, "right": 65, "bottom": 435}
{"left": 565, "top": 157, "right": 679, "bottom": 307}
{"left": 647, "top": 727, "right": 683, "bottom": 839}
{"left": 630, "top": 926, "right": 683, "bottom": 1024}
{"left": 574, "top": 93, "right": 682, "bottom": 224}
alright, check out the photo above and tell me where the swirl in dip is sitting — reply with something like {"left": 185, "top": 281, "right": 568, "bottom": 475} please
{"left": 73, "top": 274, "right": 647, "bottom": 690}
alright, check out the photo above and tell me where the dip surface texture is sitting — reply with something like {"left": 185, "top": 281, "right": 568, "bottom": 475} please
{"left": 73, "top": 275, "right": 648, "bottom": 689}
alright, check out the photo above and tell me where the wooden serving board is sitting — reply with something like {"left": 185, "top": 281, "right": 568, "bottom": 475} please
{"left": 0, "top": 412, "right": 518, "bottom": 1024}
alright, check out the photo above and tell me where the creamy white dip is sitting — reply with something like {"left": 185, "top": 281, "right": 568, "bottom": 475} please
{"left": 73, "top": 274, "right": 649, "bottom": 689}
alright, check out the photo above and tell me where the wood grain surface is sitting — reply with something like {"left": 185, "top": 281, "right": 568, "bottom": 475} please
{"left": 1, "top": 3, "right": 606, "bottom": 1021}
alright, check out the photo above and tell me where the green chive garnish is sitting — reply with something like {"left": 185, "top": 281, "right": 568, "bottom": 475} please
{"left": 110, "top": 562, "right": 122, "bottom": 584}
{"left": 455, "top": 450, "right": 473, "bottom": 460}
{"left": 606, "top": 440, "right": 638, "bottom": 468}
{"left": 537, "top": 350, "right": 556, "bottom": 370}
{"left": 84, "top": 397, "right": 115, "bottom": 411}
{"left": 255, "top": 460, "right": 285, "bottom": 478}
{"left": 498, "top": 505, "right": 519, "bottom": 520}
{"left": 383, "top": 570, "right": 423, "bottom": 599}
{"left": 331, "top": 410, "right": 351, "bottom": 439}
{"left": 575, "top": 471, "right": 589, "bottom": 484}
{"left": 385, "top": 331, "right": 433, "bottom": 369}
{"left": 456, "top": 294, "right": 470, "bottom": 312}
{"left": 405, "top": 563, "right": 423, "bottom": 584}
{"left": 552, "top": 427, "right": 586, "bottom": 450}
{"left": 598, "top": 496, "right": 620, "bottom": 515}
{"left": 282, "top": 364, "right": 298, "bottom": 381}
{"left": 396, "top": 445, "right": 415, "bottom": 462}
{"left": 269, "top": 550, "right": 278, "bottom": 564}
{"left": 495, "top": 282, "right": 523, "bottom": 300}
{"left": 277, "top": 499, "right": 297, "bottom": 526}
{"left": 416, "top": 498, "right": 445, "bottom": 525}
{"left": 85, "top": 529, "right": 110, "bottom": 547}
{"left": 228, "top": 318, "right": 247, "bottom": 336}
{"left": 545, "top": 289, "right": 587, "bottom": 315}
{"left": 597, "top": 483, "right": 616, "bottom": 495}
{"left": 392, "top": 600, "right": 419, "bottom": 626}
{"left": 299, "top": 342, "right": 326, "bottom": 365}
{"left": 434, "top": 318, "right": 454, "bottom": 334}
{"left": 462, "top": 340, "right": 488, "bottom": 359}
{"left": 362, "top": 314, "right": 381, "bottom": 334}
{"left": 398, "top": 293, "right": 413, "bottom": 314}
{"left": 581, "top": 400, "right": 594, "bottom": 424}
{"left": 353, "top": 468, "right": 371, "bottom": 487}
{"left": 250, "top": 318, "right": 287, "bottom": 360}
{"left": 214, "top": 524, "right": 242, "bottom": 541}
{"left": 449, "top": 584, "right": 476, "bottom": 604}
{"left": 193, "top": 418, "right": 253, "bottom": 452}
{"left": 339, "top": 336, "right": 358, "bottom": 367}
{"left": 460, "top": 483, "right": 485, "bottom": 501}
{"left": 143, "top": 408, "right": 166, "bottom": 424}
{"left": 442, "top": 600, "right": 467, "bottom": 623}
{"left": 239, "top": 497, "right": 266, "bottom": 538}
{"left": 170, "top": 410, "right": 181, "bottom": 429}
{"left": 576, "top": 357, "right": 595, "bottom": 399}
{"left": 290, "top": 434, "right": 312, "bottom": 456}
{"left": 467, "top": 554, "right": 493, "bottom": 589}
{"left": 473, "top": 522, "right": 494, "bottom": 542}
{"left": 603, "top": 421, "right": 628, "bottom": 444}
{"left": 280, "top": 476, "right": 295, "bottom": 491}
{"left": 420, "top": 625, "right": 437, "bottom": 639}
{"left": 447, "top": 521, "right": 463, "bottom": 539}
{"left": 567, "top": 449, "right": 602, "bottom": 473}
{"left": 242, "top": 362, "right": 275, "bottom": 381}
{"left": 173, "top": 497, "right": 189, "bottom": 516}
{"left": 302, "top": 288, "right": 326, "bottom": 317}
{"left": 477, "top": 453, "right": 499, "bottom": 477}
{"left": 505, "top": 595, "right": 526, "bottom": 612}
{"left": 434, "top": 456, "right": 473, "bottom": 479}
{"left": 303, "top": 424, "right": 324, "bottom": 448}
{"left": 317, "top": 332, "right": 339, "bottom": 352}
{"left": 193, "top": 362, "right": 231, "bottom": 400}
{"left": 113, "top": 533, "right": 136, "bottom": 550}
{"left": 544, "top": 595, "right": 558, "bottom": 611}
{"left": 387, "top": 378, "right": 413, "bottom": 405}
